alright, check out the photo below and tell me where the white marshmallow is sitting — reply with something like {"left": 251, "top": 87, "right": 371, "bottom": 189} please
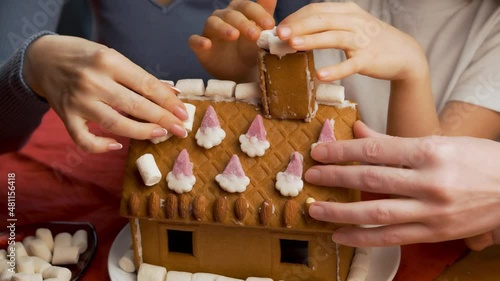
{"left": 30, "top": 257, "right": 51, "bottom": 274}
{"left": 118, "top": 249, "right": 136, "bottom": 273}
{"left": 14, "top": 243, "right": 28, "bottom": 258}
{"left": 215, "top": 277, "right": 244, "bottom": 281}
{"left": 28, "top": 239, "right": 52, "bottom": 263}
{"left": 0, "top": 261, "right": 8, "bottom": 274}
{"left": 54, "top": 233, "right": 72, "bottom": 248}
{"left": 71, "top": 229, "right": 88, "bottom": 254}
{"left": 0, "top": 270, "right": 14, "bottom": 281}
{"left": 12, "top": 273, "right": 42, "bottom": 281}
{"left": 346, "top": 247, "right": 372, "bottom": 281}
{"left": 42, "top": 266, "right": 71, "bottom": 281}
{"left": 183, "top": 103, "right": 197, "bottom": 133}
{"left": 166, "top": 271, "right": 192, "bottom": 281}
{"left": 235, "top": 82, "right": 260, "bottom": 102}
{"left": 246, "top": 278, "right": 273, "bottom": 281}
{"left": 256, "top": 27, "right": 277, "bottom": 50}
{"left": 51, "top": 246, "right": 80, "bottom": 265}
{"left": 0, "top": 249, "right": 6, "bottom": 260}
{"left": 192, "top": 273, "right": 220, "bottom": 281}
{"left": 21, "top": 237, "right": 34, "bottom": 256}
{"left": 136, "top": 153, "right": 162, "bottom": 186}
{"left": 315, "top": 83, "right": 345, "bottom": 104}
{"left": 205, "top": 79, "right": 237, "bottom": 100}
{"left": 16, "top": 257, "right": 34, "bottom": 274}
{"left": 176, "top": 79, "right": 205, "bottom": 97}
{"left": 35, "top": 229, "right": 54, "bottom": 252}
{"left": 137, "top": 263, "right": 167, "bottom": 281}
{"left": 160, "top": 80, "right": 175, "bottom": 86}
{"left": 149, "top": 129, "right": 172, "bottom": 144}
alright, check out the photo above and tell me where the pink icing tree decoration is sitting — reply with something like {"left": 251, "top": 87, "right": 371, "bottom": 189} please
{"left": 312, "top": 119, "right": 336, "bottom": 149}
{"left": 195, "top": 105, "right": 226, "bottom": 149}
{"left": 275, "top": 152, "right": 304, "bottom": 197}
{"left": 167, "top": 149, "right": 196, "bottom": 194}
{"left": 239, "top": 114, "right": 270, "bottom": 157}
{"left": 215, "top": 154, "right": 250, "bottom": 193}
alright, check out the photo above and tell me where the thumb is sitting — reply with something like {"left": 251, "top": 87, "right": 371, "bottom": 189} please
{"left": 257, "top": 0, "right": 277, "bottom": 15}
{"left": 353, "top": 120, "right": 389, "bottom": 139}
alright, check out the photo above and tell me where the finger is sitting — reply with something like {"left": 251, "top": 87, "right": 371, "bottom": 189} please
{"left": 305, "top": 165, "right": 419, "bottom": 197}
{"left": 65, "top": 116, "right": 122, "bottom": 153}
{"left": 280, "top": 2, "right": 361, "bottom": 26}
{"left": 309, "top": 135, "right": 420, "bottom": 167}
{"left": 289, "top": 30, "right": 355, "bottom": 51}
{"left": 465, "top": 232, "right": 495, "bottom": 251}
{"left": 308, "top": 199, "right": 423, "bottom": 226}
{"left": 188, "top": 34, "right": 212, "bottom": 51}
{"left": 221, "top": 9, "right": 261, "bottom": 41}
{"left": 256, "top": 0, "right": 277, "bottom": 18}
{"left": 353, "top": 120, "right": 388, "bottom": 139}
{"left": 203, "top": 15, "right": 240, "bottom": 41}
{"left": 316, "top": 56, "right": 365, "bottom": 81}
{"left": 101, "top": 83, "right": 187, "bottom": 137}
{"left": 330, "top": 223, "right": 436, "bottom": 247}
{"left": 278, "top": 13, "right": 359, "bottom": 40}
{"left": 87, "top": 102, "right": 184, "bottom": 140}
{"left": 230, "top": 0, "right": 275, "bottom": 28}
{"left": 102, "top": 50, "right": 188, "bottom": 122}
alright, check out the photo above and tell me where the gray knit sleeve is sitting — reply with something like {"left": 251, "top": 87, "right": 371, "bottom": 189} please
{"left": 0, "top": 31, "right": 55, "bottom": 154}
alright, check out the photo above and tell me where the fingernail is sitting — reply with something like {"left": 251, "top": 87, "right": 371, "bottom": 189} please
{"left": 152, "top": 128, "right": 168, "bottom": 138}
{"left": 305, "top": 168, "right": 321, "bottom": 182}
{"left": 247, "top": 27, "right": 257, "bottom": 39}
{"left": 174, "top": 106, "right": 189, "bottom": 121}
{"left": 171, "top": 124, "right": 188, "bottom": 138}
{"left": 279, "top": 26, "right": 291, "bottom": 38}
{"left": 291, "top": 37, "right": 304, "bottom": 46}
{"left": 317, "top": 70, "right": 331, "bottom": 79}
{"left": 311, "top": 145, "right": 328, "bottom": 161}
{"left": 309, "top": 204, "right": 326, "bottom": 220}
{"left": 108, "top": 143, "right": 123, "bottom": 151}
{"left": 262, "top": 18, "right": 274, "bottom": 28}
{"left": 170, "top": 86, "right": 182, "bottom": 94}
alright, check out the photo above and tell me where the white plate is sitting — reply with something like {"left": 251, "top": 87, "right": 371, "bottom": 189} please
{"left": 108, "top": 224, "right": 400, "bottom": 281}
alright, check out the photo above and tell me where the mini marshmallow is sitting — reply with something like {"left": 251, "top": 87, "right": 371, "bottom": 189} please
{"left": 256, "top": 27, "right": 277, "bottom": 50}
{"left": 51, "top": 246, "right": 80, "bottom": 265}
{"left": 30, "top": 257, "right": 51, "bottom": 274}
{"left": 176, "top": 79, "right": 205, "bottom": 97}
{"left": 14, "top": 242, "right": 28, "bottom": 258}
{"left": 42, "top": 266, "right": 71, "bottom": 281}
{"left": 205, "top": 79, "right": 236, "bottom": 100}
{"left": 12, "top": 273, "right": 42, "bottom": 281}
{"left": 21, "top": 237, "right": 35, "bottom": 256}
{"left": 166, "top": 271, "right": 192, "bottom": 281}
{"left": 0, "top": 249, "right": 7, "bottom": 260}
{"left": 235, "top": 82, "right": 260, "bottom": 102}
{"left": 183, "top": 103, "right": 197, "bottom": 133}
{"left": 35, "top": 228, "right": 54, "bottom": 252}
{"left": 150, "top": 129, "right": 172, "bottom": 144}
{"left": 16, "top": 257, "right": 34, "bottom": 274}
{"left": 0, "top": 270, "right": 14, "bottom": 281}
{"left": 54, "top": 233, "right": 72, "bottom": 248}
{"left": 160, "top": 80, "right": 175, "bottom": 86}
{"left": 246, "top": 278, "right": 273, "bottom": 281}
{"left": 192, "top": 273, "right": 220, "bottom": 281}
{"left": 315, "top": 83, "right": 345, "bottom": 104}
{"left": 137, "top": 263, "right": 167, "bottom": 281}
{"left": 72, "top": 229, "right": 88, "bottom": 254}
{"left": 0, "top": 261, "right": 8, "bottom": 274}
{"left": 215, "top": 277, "right": 243, "bottom": 281}
{"left": 136, "top": 153, "right": 162, "bottom": 186}
{"left": 118, "top": 249, "right": 136, "bottom": 273}
{"left": 29, "top": 239, "right": 52, "bottom": 263}
{"left": 346, "top": 247, "right": 372, "bottom": 281}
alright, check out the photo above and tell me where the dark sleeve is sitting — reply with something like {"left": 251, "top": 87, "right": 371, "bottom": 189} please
{"left": 0, "top": 31, "right": 54, "bottom": 154}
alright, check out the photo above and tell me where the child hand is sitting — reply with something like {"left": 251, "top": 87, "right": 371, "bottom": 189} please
{"left": 23, "top": 35, "right": 188, "bottom": 153}
{"left": 189, "top": 0, "right": 277, "bottom": 82}
{"left": 277, "top": 2, "right": 428, "bottom": 82}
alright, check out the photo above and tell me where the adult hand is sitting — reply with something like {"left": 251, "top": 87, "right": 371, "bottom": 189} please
{"left": 189, "top": 0, "right": 277, "bottom": 82}
{"left": 23, "top": 35, "right": 188, "bottom": 153}
{"left": 277, "top": 2, "right": 428, "bottom": 82}
{"left": 305, "top": 121, "right": 500, "bottom": 248}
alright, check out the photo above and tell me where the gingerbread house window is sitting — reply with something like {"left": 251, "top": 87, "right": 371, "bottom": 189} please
{"left": 280, "top": 239, "right": 309, "bottom": 266}
{"left": 167, "top": 229, "right": 194, "bottom": 255}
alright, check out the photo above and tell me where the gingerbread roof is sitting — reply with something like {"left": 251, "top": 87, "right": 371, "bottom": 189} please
{"left": 120, "top": 99, "right": 359, "bottom": 233}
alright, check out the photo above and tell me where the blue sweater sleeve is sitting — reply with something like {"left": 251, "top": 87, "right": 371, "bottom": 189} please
{"left": 0, "top": 31, "right": 55, "bottom": 154}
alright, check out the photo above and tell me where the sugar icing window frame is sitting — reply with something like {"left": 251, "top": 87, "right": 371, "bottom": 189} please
{"left": 159, "top": 224, "right": 199, "bottom": 265}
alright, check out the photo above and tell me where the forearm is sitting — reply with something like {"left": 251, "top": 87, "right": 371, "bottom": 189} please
{"left": 0, "top": 32, "right": 53, "bottom": 154}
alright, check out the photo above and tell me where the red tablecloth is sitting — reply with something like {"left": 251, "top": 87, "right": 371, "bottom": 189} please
{"left": 0, "top": 110, "right": 468, "bottom": 280}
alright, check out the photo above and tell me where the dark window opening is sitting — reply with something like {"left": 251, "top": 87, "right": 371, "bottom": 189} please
{"left": 167, "top": 229, "right": 193, "bottom": 255}
{"left": 280, "top": 239, "right": 309, "bottom": 266}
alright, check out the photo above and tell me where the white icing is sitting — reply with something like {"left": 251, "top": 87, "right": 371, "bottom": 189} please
{"left": 134, "top": 218, "right": 143, "bottom": 264}
{"left": 195, "top": 126, "right": 226, "bottom": 149}
{"left": 275, "top": 172, "right": 304, "bottom": 197}
{"left": 166, "top": 172, "right": 196, "bottom": 194}
{"left": 215, "top": 174, "right": 250, "bottom": 193}
{"left": 257, "top": 27, "right": 296, "bottom": 58}
{"left": 239, "top": 134, "right": 270, "bottom": 157}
